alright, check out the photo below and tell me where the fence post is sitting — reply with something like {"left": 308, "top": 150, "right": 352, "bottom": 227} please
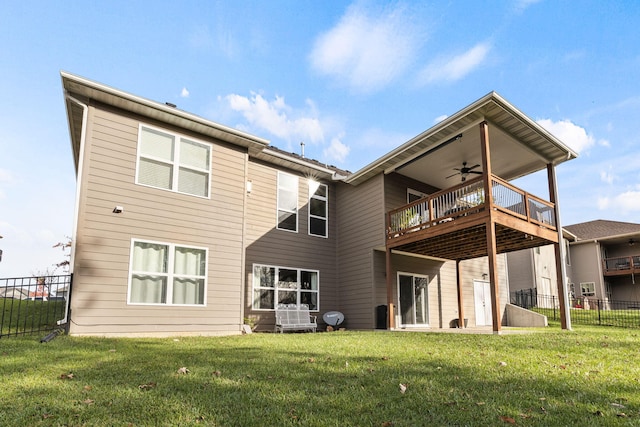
{"left": 597, "top": 299, "right": 602, "bottom": 325}
{"left": 553, "top": 295, "right": 557, "bottom": 320}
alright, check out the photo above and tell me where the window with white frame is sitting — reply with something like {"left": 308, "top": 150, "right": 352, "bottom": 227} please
{"left": 137, "top": 125, "right": 211, "bottom": 197}
{"left": 309, "top": 181, "right": 328, "bottom": 237}
{"left": 277, "top": 171, "right": 298, "bottom": 232}
{"left": 580, "top": 282, "right": 595, "bottom": 297}
{"left": 128, "top": 239, "right": 207, "bottom": 305}
{"left": 407, "top": 188, "right": 428, "bottom": 203}
{"left": 252, "top": 264, "right": 319, "bottom": 310}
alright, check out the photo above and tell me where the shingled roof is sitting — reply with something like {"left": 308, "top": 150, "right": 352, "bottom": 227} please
{"left": 564, "top": 220, "right": 640, "bottom": 240}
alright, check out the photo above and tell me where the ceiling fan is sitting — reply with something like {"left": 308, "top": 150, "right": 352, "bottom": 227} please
{"left": 446, "top": 162, "right": 482, "bottom": 182}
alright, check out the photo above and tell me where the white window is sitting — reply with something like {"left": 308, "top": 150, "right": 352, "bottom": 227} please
{"left": 580, "top": 282, "right": 595, "bottom": 297}
{"left": 407, "top": 188, "right": 428, "bottom": 203}
{"left": 137, "top": 125, "right": 211, "bottom": 197}
{"left": 252, "top": 264, "right": 319, "bottom": 310}
{"left": 277, "top": 172, "right": 298, "bottom": 232}
{"left": 309, "top": 181, "right": 328, "bottom": 237}
{"left": 128, "top": 239, "right": 207, "bottom": 306}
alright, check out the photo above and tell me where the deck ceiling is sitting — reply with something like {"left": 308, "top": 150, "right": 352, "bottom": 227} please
{"left": 346, "top": 92, "right": 577, "bottom": 188}
{"left": 391, "top": 222, "right": 553, "bottom": 262}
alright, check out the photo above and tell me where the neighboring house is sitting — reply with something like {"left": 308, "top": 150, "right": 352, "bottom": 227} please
{"left": 564, "top": 220, "right": 640, "bottom": 307}
{"left": 61, "top": 72, "right": 576, "bottom": 336}
{"left": 0, "top": 287, "right": 30, "bottom": 300}
{"left": 508, "top": 220, "right": 640, "bottom": 309}
{"left": 507, "top": 229, "right": 576, "bottom": 306}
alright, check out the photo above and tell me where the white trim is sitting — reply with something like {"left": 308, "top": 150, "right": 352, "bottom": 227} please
{"left": 407, "top": 188, "right": 429, "bottom": 203}
{"left": 251, "top": 263, "right": 320, "bottom": 311}
{"left": 64, "top": 94, "right": 88, "bottom": 276}
{"left": 276, "top": 171, "right": 298, "bottom": 233}
{"left": 61, "top": 71, "right": 270, "bottom": 148}
{"left": 308, "top": 180, "right": 328, "bottom": 238}
{"left": 135, "top": 123, "right": 212, "bottom": 199}
{"left": 127, "top": 238, "right": 208, "bottom": 307}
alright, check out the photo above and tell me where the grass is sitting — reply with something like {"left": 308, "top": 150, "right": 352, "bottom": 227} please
{"left": 1, "top": 327, "right": 639, "bottom": 426}
{"left": 534, "top": 306, "right": 640, "bottom": 328}
{"left": 1, "top": 298, "right": 66, "bottom": 337}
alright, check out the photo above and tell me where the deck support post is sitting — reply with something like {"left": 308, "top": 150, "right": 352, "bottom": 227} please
{"left": 456, "top": 260, "right": 465, "bottom": 328}
{"left": 385, "top": 247, "right": 395, "bottom": 329}
{"left": 548, "top": 163, "right": 572, "bottom": 330}
{"left": 480, "top": 121, "right": 502, "bottom": 333}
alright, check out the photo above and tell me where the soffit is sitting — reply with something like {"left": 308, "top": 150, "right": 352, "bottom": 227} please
{"left": 61, "top": 71, "right": 270, "bottom": 166}
{"left": 346, "top": 92, "right": 578, "bottom": 188}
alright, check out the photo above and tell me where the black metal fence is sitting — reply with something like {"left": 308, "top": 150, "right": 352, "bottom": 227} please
{"left": 0, "top": 275, "right": 72, "bottom": 338}
{"left": 511, "top": 288, "right": 640, "bottom": 328}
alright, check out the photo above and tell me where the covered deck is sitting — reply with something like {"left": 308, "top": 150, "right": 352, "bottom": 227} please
{"left": 387, "top": 174, "right": 558, "bottom": 260}
{"left": 347, "top": 92, "right": 578, "bottom": 333}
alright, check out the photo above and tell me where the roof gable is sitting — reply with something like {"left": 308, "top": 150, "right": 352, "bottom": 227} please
{"left": 565, "top": 220, "right": 640, "bottom": 240}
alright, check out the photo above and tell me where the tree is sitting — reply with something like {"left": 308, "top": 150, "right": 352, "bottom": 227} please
{"left": 52, "top": 237, "right": 72, "bottom": 273}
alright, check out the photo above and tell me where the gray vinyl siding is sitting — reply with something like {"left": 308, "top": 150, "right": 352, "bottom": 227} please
{"left": 335, "top": 175, "right": 386, "bottom": 329}
{"left": 244, "top": 159, "right": 339, "bottom": 330}
{"left": 568, "top": 242, "right": 604, "bottom": 299}
{"left": 384, "top": 172, "right": 439, "bottom": 211}
{"left": 506, "top": 250, "right": 535, "bottom": 292}
{"left": 70, "top": 104, "right": 247, "bottom": 336}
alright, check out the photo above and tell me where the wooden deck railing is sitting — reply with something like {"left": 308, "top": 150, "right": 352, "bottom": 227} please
{"left": 387, "top": 174, "right": 556, "bottom": 238}
{"left": 603, "top": 255, "right": 640, "bottom": 275}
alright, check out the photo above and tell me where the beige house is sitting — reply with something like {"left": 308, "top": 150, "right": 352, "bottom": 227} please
{"left": 507, "top": 229, "right": 576, "bottom": 307}
{"left": 62, "top": 72, "right": 577, "bottom": 336}
{"left": 509, "top": 220, "right": 640, "bottom": 310}
{"left": 565, "top": 220, "right": 640, "bottom": 307}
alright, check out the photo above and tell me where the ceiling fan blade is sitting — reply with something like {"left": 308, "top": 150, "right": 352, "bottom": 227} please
{"left": 468, "top": 164, "right": 481, "bottom": 170}
{"left": 468, "top": 170, "right": 483, "bottom": 174}
{"left": 445, "top": 172, "right": 459, "bottom": 179}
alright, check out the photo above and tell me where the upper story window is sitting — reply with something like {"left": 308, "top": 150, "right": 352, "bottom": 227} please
{"left": 309, "top": 181, "right": 328, "bottom": 238}
{"left": 277, "top": 171, "right": 298, "bottom": 232}
{"left": 128, "top": 239, "right": 207, "bottom": 306}
{"left": 137, "top": 125, "right": 211, "bottom": 198}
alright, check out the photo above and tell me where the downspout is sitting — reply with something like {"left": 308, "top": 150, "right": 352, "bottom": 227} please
{"left": 59, "top": 93, "right": 89, "bottom": 326}
{"left": 240, "top": 151, "right": 249, "bottom": 332}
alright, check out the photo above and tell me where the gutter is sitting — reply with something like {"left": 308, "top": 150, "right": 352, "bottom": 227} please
{"left": 570, "top": 230, "right": 640, "bottom": 245}
{"left": 262, "top": 148, "right": 348, "bottom": 181}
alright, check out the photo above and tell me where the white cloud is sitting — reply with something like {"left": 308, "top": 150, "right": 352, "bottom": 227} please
{"left": 598, "top": 190, "right": 640, "bottom": 213}
{"left": 600, "top": 170, "right": 614, "bottom": 184}
{"left": 0, "top": 168, "right": 14, "bottom": 200}
{"left": 417, "top": 42, "right": 491, "bottom": 85}
{"left": 180, "top": 87, "right": 190, "bottom": 98}
{"left": 434, "top": 115, "right": 448, "bottom": 124}
{"left": 309, "top": 3, "right": 422, "bottom": 93}
{"left": 536, "top": 118, "right": 595, "bottom": 153}
{"left": 514, "top": 0, "right": 542, "bottom": 13}
{"left": 323, "top": 137, "right": 350, "bottom": 164}
{"left": 225, "top": 92, "right": 324, "bottom": 143}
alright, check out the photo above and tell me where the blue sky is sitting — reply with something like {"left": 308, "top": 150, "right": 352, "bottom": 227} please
{"left": 1, "top": 0, "right": 639, "bottom": 277}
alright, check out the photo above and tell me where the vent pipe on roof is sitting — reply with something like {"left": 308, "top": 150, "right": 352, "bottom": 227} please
{"left": 300, "top": 141, "right": 305, "bottom": 158}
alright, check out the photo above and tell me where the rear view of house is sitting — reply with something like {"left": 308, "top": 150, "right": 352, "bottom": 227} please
{"left": 62, "top": 72, "right": 577, "bottom": 336}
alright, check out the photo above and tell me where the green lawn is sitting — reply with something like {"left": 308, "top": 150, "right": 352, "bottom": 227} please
{"left": 1, "top": 299, "right": 66, "bottom": 337}
{"left": 1, "top": 327, "right": 639, "bottom": 426}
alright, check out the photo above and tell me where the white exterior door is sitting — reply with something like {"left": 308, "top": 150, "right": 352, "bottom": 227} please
{"left": 474, "top": 280, "right": 492, "bottom": 326}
